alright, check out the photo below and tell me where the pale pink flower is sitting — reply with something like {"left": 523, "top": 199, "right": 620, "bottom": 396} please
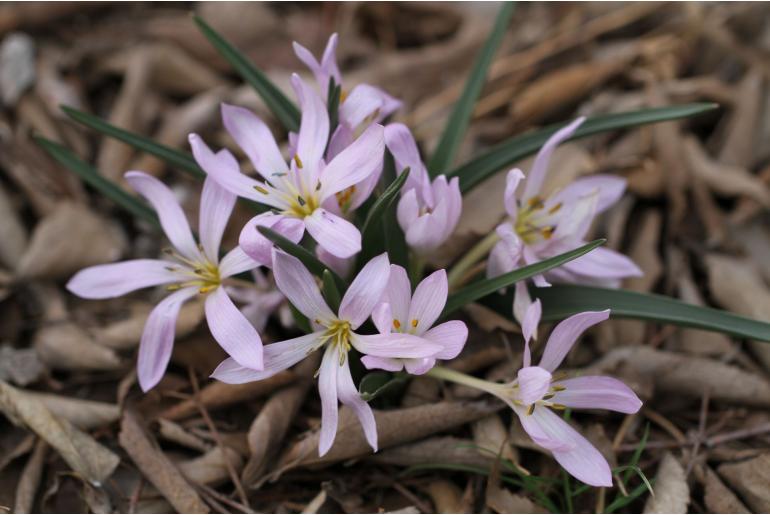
{"left": 487, "top": 118, "right": 641, "bottom": 325}
{"left": 224, "top": 269, "right": 286, "bottom": 333}
{"left": 67, "top": 172, "right": 263, "bottom": 391}
{"left": 363, "top": 265, "right": 467, "bottom": 374}
{"left": 211, "top": 251, "right": 441, "bottom": 456}
{"left": 488, "top": 309, "right": 642, "bottom": 486}
{"left": 385, "top": 123, "right": 462, "bottom": 255}
{"left": 195, "top": 74, "right": 384, "bottom": 259}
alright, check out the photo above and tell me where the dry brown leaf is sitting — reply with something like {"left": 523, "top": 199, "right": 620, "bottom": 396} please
{"left": 703, "top": 466, "right": 749, "bottom": 514}
{"left": 16, "top": 202, "right": 126, "bottom": 280}
{"left": 30, "top": 392, "right": 119, "bottom": 430}
{"left": 158, "top": 418, "right": 210, "bottom": 453}
{"left": 718, "top": 453, "right": 770, "bottom": 513}
{"left": 400, "top": 375, "right": 442, "bottom": 408}
{"left": 487, "top": 487, "right": 546, "bottom": 514}
{"left": 13, "top": 438, "right": 46, "bottom": 514}
{"left": 717, "top": 69, "right": 762, "bottom": 168}
{"left": 472, "top": 414, "right": 518, "bottom": 464}
{"left": 424, "top": 480, "right": 464, "bottom": 514}
{"left": 0, "top": 343, "right": 43, "bottom": 386}
{"left": 371, "top": 436, "right": 494, "bottom": 470}
{"left": 118, "top": 409, "right": 209, "bottom": 513}
{"left": 0, "top": 181, "right": 27, "bottom": 268}
{"left": 35, "top": 322, "right": 123, "bottom": 371}
{"left": 178, "top": 446, "right": 244, "bottom": 486}
{"left": 0, "top": 380, "right": 119, "bottom": 485}
{"left": 464, "top": 303, "right": 518, "bottom": 333}
{"left": 643, "top": 452, "right": 689, "bottom": 513}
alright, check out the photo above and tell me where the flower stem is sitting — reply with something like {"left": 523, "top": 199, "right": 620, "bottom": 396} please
{"left": 447, "top": 231, "right": 501, "bottom": 289}
{"left": 425, "top": 365, "right": 499, "bottom": 396}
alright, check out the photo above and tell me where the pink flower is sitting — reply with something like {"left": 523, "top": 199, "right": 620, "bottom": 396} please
{"left": 67, "top": 172, "right": 264, "bottom": 391}
{"left": 385, "top": 123, "right": 462, "bottom": 255}
{"left": 195, "top": 74, "right": 385, "bottom": 259}
{"left": 363, "top": 265, "right": 468, "bottom": 374}
{"left": 224, "top": 269, "right": 286, "bottom": 333}
{"left": 489, "top": 309, "right": 642, "bottom": 487}
{"left": 211, "top": 251, "right": 441, "bottom": 456}
{"left": 487, "top": 118, "right": 641, "bottom": 324}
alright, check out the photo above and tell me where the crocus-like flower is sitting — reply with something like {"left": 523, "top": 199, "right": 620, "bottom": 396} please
{"left": 487, "top": 118, "right": 642, "bottom": 324}
{"left": 195, "top": 74, "right": 384, "bottom": 260}
{"left": 67, "top": 172, "right": 264, "bottom": 391}
{"left": 363, "top": 265, "right": 468, "bottom": 374}
{"left": 485, "top": 309, "right": 641, "bottom": 486}
{"left": 385, "top": 123, "right": 462, "bottom": 254}
{"left": 224, "top": 269, "right": 286, "bottom": 333}
{"left": 211, "top": 251, "right": 441, "bottom": 456}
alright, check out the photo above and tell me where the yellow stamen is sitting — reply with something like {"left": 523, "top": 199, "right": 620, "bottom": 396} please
{"left": 254, "top": 185, "right": 269, "bottom": 195}
{"left": 411, "top": 319, "right": 418, "bottom": 328}
{"left": 294, "top": 154, "right": 304, "bottom": 169}
{"left": 548, "top": 202, "right": 563, "bottom": 215}
{"left": 393, "top": 319, "right": 401, "bottom": 330}
{"left": 527, "top": 404, "right": 536, "bottom": 415}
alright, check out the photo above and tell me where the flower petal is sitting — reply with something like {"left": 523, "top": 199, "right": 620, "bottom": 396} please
{"left": 504, "top": 168, "right": 525, "bottom": 219}
{"left": 422, "top": 320, "right": 468, "bottom": 360}
{"left": 291, "top": 73, "right": 329, "bottom": 170}
{"left": 384, "top": 123, "right": 426, "bottom": 192}
{"left": 67, "top": 259, "right": 180, "bottom": 299}
{"left": 385, "top": 264, "right": 411, "bottom": 329}
{"left": 316, "top": 245, "right": 355, "bottom": 279}
{"left": 221, "top": 103, "right": 287, "bottom": 178}
{"left": 340, "top": 84, "right": 386, "bottom": 131}
{"left": 305, "top": 208, "right": 361, "bottom": 259}
{"left": 199, "top": 177, "right": 236, "bottom": 263}
{"left": 352, "top": 333, "right": 442, "bottom": 359}
{"left": 273, "top": 250, "right": 335, "bottom": 324}
{"left": 404, "top": 357, "right": 436, "bottom": 375}
{"left": 561, "top": 247, "right": 643, "bottom": 280}
{"left": 539, "top": 310, "right": 610, "bottom": 372}
{"left": 337, "top": 353, "right": 377, "bottom": 452}
{"left": 522, "top": 298, "right": 542, "bottom": 345}
{"left": 218, "top": 246, "right": 260, "bottom": 278}
{"left": 319, "top": 123, "right": 384, "bottom": 201}
{"left": 371, "top": 302, "right": 393, "bottom": 335}
{"left": 517, "top": 366, "right": 552, "bottom": 405}
{"left": 205, "top": 286, "right": 263, "bottom": 370}
{"left": 552, "top": 175, "right": 626, "bottom": 214}
{"left": 137, "top": 286, "right": 198, "bottom": 392}
{"left": 339, "top": 253, "right": 390, "bottom": 327}
{"left": 396, "top": 188, "right": 420, "bottom": 229}
{"left": 408, "top": 269, "right": 448, "bottom": 335}
{"left": 360, "top": 355, "right": 403, "bottom": 372}
{"left": 318, "top": 345, "right": 340, "bottom": 456}
{"left": 238, "top": 213, "right": 305, "bottom": 268}
{"left": 211, "top": 331, "right": 323, "bottom": 383}
{"left": 125, "top": 171, "right": 200, "bottom": 261}
{"left": 293, "top": 33, "right": 340, "bottom": 96}
{"left": 550, "top": 376, "right": 642, "bottom": 414}
{"left": 522, "top": 117, "right": 585, "bottom": 201}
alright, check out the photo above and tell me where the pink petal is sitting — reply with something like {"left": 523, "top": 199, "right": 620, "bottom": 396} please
{"left": 360, "top": 355, "right": 403, "bottom": 372}
{"left": 273, "top": 250, "right": 335, "bottom": 324}
{"left": 125, "top": 171, "right": 200, "bottom": 261}
{"left": 422, "top": 320, "right": 468, "bottom": 360}
{"left": 221, "top": 103, "right": 287, "bottom": 178}
{"left": 137, "top": 286, "right": 198, "bottom": 392}
{"left": 551, "top": 190, "right": 598, "bottom": 243}
{"left": 199, "top": 177, "right": 236, "bottom": 263}
{"left": 396, "top": 188, "right": 420, "bottom": 228}
{"left": 516, "top": 366, "right": 552, "bottom": 405}
{"left": 352, "top": 333, "right": 442, "bottom": 359}
{"left": 316, "top": 245, "right": 355, "bottom": 278}
{"left": 238, "top": 213, "right": 305, "bottom": 267}
{"left": 218, "top": 246, "right": 259, "bottom": 278}
{"left": 319, "top": 33, "right": 341, "bottom": 85}
{"left": 522, "top": 117, "right": 585, "bottom": 201}
{"left": 504, "top": 168, "right": 525, "bottom": 219}
{"left": 205, "top": 286, "right": 263, "bottom": 370}
{"left": 292, "top": 34, "right": 340, "bottom": 96}
{"left": 404, "top": 206, "right": 447, "bottom": 254}
{"left": 291, "top": 73, "right": 329, "bottom": 170}
{"left": 339, "top": 253, "right": 390, "bottom": 327}
{"left": 340, "top": 84, "right": 386, "bottom": 131}
{"left": 318, "top": 345, "right": 340, "bottom": 456}
{"left": 67, "top": 259, "right": 180, "bottom": 299}
{"left": 552, "top": 175, "right": 626, "bottom": 214}
{"left": 327, "top": 124, "right": 352, "bottom": 161}
{"left": 522, "top": 298, "right": 542, "bottom": 346}
{"left": 319, "top": 123, "right": 384, "bottom": 201}
{"left": 486, "top": 227, "right": 522, "bottom": 279}
{"left": 408, "top": 269, "right": 448, "bottom": 334}
{"left": 551, "top": 376, "right": 642, "bottom": 414}
{"left": 384, "top": 123, "right": 427, "bottom": 192}
{"left": 539, "top": 310, "right": 610, "bottom": 372}
{"left": 337, "top": 353, "right": 378, "bottom": 452}
{"left": 371, "top": 302, "right": 393, "bottom": 335}
{"left": 305, "top": 208, "right": 361, "bottom": 259}
{"left": 404, "top": 357, "right": 436, "bottom": 375}
{"left": 211, "top": 331, "right": 323, "bottom": 383}
{"left": 385, "top": 264, "right": 411, "bottom": 327}
{"left": 561, "top": 246, "right": 643, "bottom": 280}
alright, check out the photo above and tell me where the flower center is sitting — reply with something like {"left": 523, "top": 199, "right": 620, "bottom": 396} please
{"left": 286, "top": 192, "right": 320, "bottom": 218}
{"left": 335, "top": 185, "right": 356, "bottom": 214}
{"left": 321, "top": 319, "right": 352, "bottom": 364}
{"left": 164, "top": 248, "right": 221, "bottom": 294}
{"left": 514, "top": 196, "right": 561, "bottom": 245}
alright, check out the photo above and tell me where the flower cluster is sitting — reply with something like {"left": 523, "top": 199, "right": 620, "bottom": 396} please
{"left": 67, "top": 33, "right": 643, "bottom": 485}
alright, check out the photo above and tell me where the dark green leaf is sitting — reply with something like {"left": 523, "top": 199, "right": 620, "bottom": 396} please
{"left": 288, "top": 302, "right": 312, "bottom": 334}
{"left": 443, "top": 240, "right": 604, "bottom": 316}
{"left": 450, "top": 103, "right": 718, "bottom": 193}
{"left": 35, "top": 136, "right": 158, "bottom": 226}
{"left": 327, "top": 77, "right": 341, "bottom": 135}
{"left": 360, "top": 167, "right": 409, "bottom": 242}
{"left": 321, "top": 269, "right": 341, "bottom": 312}
{"left": 359, "top": 372, "right": 409, "bottom": 402}
{"left": 428, "top": 2, "right": 515, "bottom": 175}
{"left": 194, "top": 15, "right": 300, "bottom": 132}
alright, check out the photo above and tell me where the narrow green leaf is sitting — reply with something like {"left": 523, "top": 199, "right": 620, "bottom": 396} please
{"left": 450, "top": 103, "right": 718, "bottom": 193}
{"left": 35, "top": 136, "right": 159, "bottom": 226}
{"left": 321, "top": 269, "right": 341, "bottom": 313}
{"left": 443, "top": 239, "right": 604, "bottom": 316}
{"left": 358, "top": 372, "right": 409, "bottom": 402}
{"left": 327, "top": 77, "right": 341, "bottom": 134}
{"left": 428, "top": 2, "right": 515, "bottom": 175}
{"left": 61, "top": 105, "right": 204, "bottom": 179}
{"left": 288, "top": 302, "right": 312, "bottom": 334}
{"left": 258, "top": 226, "right": 347, "bottom": 290}
{"left": 534, "top": 284, "right": 770, "bottom": 342}
{"left": 360, "top": 167, "right": 410, "bottom": 241}
{"left": 194, "top": 15, "right": 300, "bottom": 132}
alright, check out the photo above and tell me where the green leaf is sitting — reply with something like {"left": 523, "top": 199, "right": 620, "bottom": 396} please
{"left": 359, "top": 372, "right": 409, "bottom": 402}
{"left": 360, "top": 167, "right": 410, "bottom": 245}
{"left": 61, "top": 105, "right": 205, "bottom": 179}
{"left": 35, "top": 136, "right": 159, "bottom": 226}
{"left": 321, "top": 269, "right": 342, "bottom": 313}
{"left": 534, "top": 284, "right": 770, "bottom": 342}
{"left": 427, "top": 2, "right": 515, "bottom": 175}
{"left": 327, "top": 77, "right": 341, "bottom": 134}
{"left": 288, "top": 302, "right": 312, "bottom": 334}
{"left": 257, "top": 226, "right": 347, "bottom": 290}
{"left": 194, "top": 15, "right": 300, "bottom": 132}
{"left": 443, "top": 239, "right": 604, "bottom": 316}
{"left": 450, "top": 103, "right": 718, "bottom": 193}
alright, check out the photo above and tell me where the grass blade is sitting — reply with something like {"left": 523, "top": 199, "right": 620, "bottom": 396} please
{"left": 194, "top": 15, "right": 300, "bottom": 132}
{"left": 321, "top": 269, "right": 342, "bottom": 312}
{"left": 360, "top": 167, "right": 410, "bottom": 243}
{"left": 427, "top": 2, "right": 515, "bottom": 175}
{"left": 450, "top": 103, "right": 718, "bottom": 193}
{"left": 35, "top": 136, "right": 159, "bottom": 226}
{"left": 442, "top": 239, "right": 604, "bottom": 316}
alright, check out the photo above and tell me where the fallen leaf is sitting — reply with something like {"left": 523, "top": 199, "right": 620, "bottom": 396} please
{"left": 0, "top": 343, "right": 43, "bottom": 386}
{"left": 370, "top": 436, "right": 494, "bottom": 470}
{"left": 643, "top": 452, "right": 689, "bottom": 513}
{"left": 703, "top": 466, "right": 749, "bottom": 514}
{"left": 29, "top": 392, "right": 119, "bottom": 430}
{"left": 178, "top": 446, "right": 244, "bottom": 486}
{"left": 0, "top": 181, "right": 27, "bottom": 269}
{"left": 718, "top": 453, "right": 770, "bottom": 513}
{"left": 12, "top": 438, "right": 46, "bottom": 513}
{"left": 424, "top": 479, "right": 464, "bottom": 514}
{"left": 34, "top": 322, "right": 123, "bottom": 371}
{"left": 472, "top": 414, "right": 518, "bottom": 464}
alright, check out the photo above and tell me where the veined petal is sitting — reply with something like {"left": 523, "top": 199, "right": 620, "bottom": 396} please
{"left": 360, "top": 355, "right": 403, "bottom": 372}
{"left": 221, "top": 103, "right": 288, "bottom": 178}
{"left": 319, "top": 123, "right": 384, "bottom": 201}
{"left": 273, "top": 250, "right": 334, "bottom": 323}
{"left": 318, "top": 345, "right": 340, "bottom": 456}
{"left": 408, "top": 269, "right": 448, "bottom": 335}
{"left": 352, "top": 333, "right": 442, "bottom": 359}
{"left": 384, "top": 123, "right": 427, "bottom": 193}
{"left": 551, "top": 189, "right": 598, "bottom": 243}
{"left": 67, "top": 259, "right": 180, "bottom": 299}
{"left": 137, "top": 286, "right": 198, "bottom": 392}
{"left": 211, "top": 331, "right": 323, "bottom": 383}
{"left": 551, "top": 376, "right": 642, "bottom": 414}
{"left": 340, "top": 84, "right": 386, "bottom": 131}
{"left": 561, "top": 246, "right": 643, "bottom": 280}
{"left": 521, "top": 298, "right": 542, "bottom": 346}
{"left": 293, "top": 34, "right": 340, "bottom": 97}
{"left": 396, "top": 188, "right": 420, "bottom": 229}
{"left": 385, "top": 265, "right": 411, "bottom": 329}
{"left": 517, "top": 366, "right": 552, "bottom": 405}
{"left": 337, "top": 353, "right": 378, "bottom": 452}
{"left": 238, "top": 213, "right": 305, "bottom": 268}
{"left": 371, "top": 302, "right": 393, "bottom": 335}
{"left": 291, "top": 73, "right": 329, "bottom": 170}
{"left": 522, "top": 117, "right": 585, "bottom": 201}
{"left": 504, "top": 168, "right": 525, "bottom": 219}
{"left": 422, "top": 320, "right": 468, "bottom": 360}
{"left": 319, "top": 33, "right": 341, "bottom": 85}
{"left": 316, "top": 245, "right": 355, "bottom": 279}
{"left": 199, "top": 177, "right": 236, "bottom": 263}
{"left": 539, "top": 310, "right": 610, "bottom": 372}
{"left": 339, "top": 253, "right": 390, "bottom": 328}
{"left": 305, "top": 208, "right": 361, "bottom": 259}
{"left": 404, "top": 357, "right": 436, "bottom": 375}
{"left": 205, "top": 286, "right": 263, "bottom": 370}
{"left": 125, "top": 171, "right": 200, "bottom": 261}
{"left": 219, "top": 246, "right": 260, "bottom": 278}
{"left": 552, "top": 175, "right": 626, "bottom": 214}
